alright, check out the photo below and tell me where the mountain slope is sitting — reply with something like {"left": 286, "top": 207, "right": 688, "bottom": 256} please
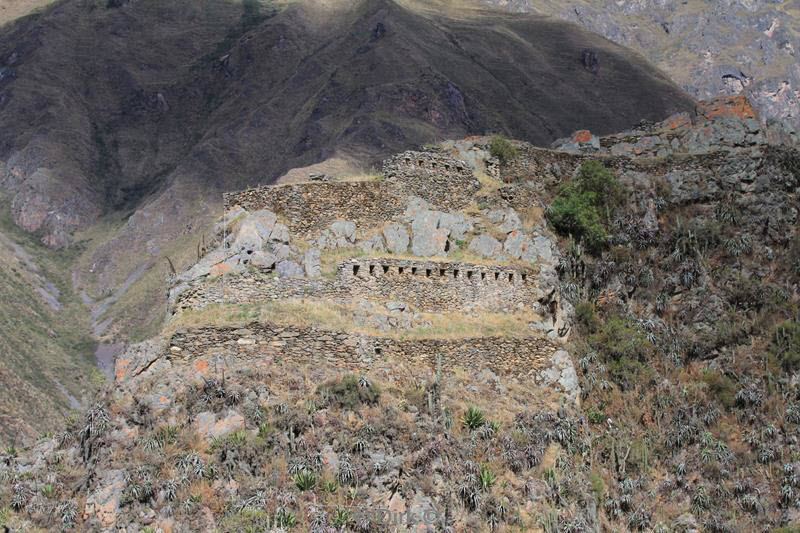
{"left": 480, "top": 0, "right": 800, "bottom": 129}
{"left": 0, "top": 0, "right": 694, "bottom": 248}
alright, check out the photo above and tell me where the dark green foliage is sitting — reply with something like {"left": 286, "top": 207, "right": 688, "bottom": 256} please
{"left": 316, "top": 375, "right": 380, "bottom": 410}
{"left": 489, "top": 135, "right": 518, "bottom": 165}
{"left": 294, "top": 469, "right": 316, "bottom": 491}
{"left": 701, "top": 371, "right": 737, "bottom": 409}
{"left": 770, "top": 320, "right": 800, "bottom": 373}
{"left": 574, "top": 301, "right": 599, "bottom": 333}
{"left": 547, "top": 161, "right": 624, "bottom": 254}
{"left": 462, "top": 407, "right": 486, "bottom": 430}
{"left": 588, "top": 316, "right": 654, "bottom": 389}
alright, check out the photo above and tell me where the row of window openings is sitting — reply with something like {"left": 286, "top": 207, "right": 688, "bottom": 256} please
{"left": 404, "top": 158, "right": 461, "bottom": 172}
{"left": 352, "top": 264, "right": 526, "bottom": 283}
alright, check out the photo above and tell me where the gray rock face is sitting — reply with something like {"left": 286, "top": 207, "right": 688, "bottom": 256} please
{"left": 383, "top": 223, "right": 410, "bottom": 254}
{"left": 403, "top": 195, "right": 432, "bottom": 221}
{"left": 540, "top": 349, "right": 580, "bottom": 404}
{"left": 330, "top": 220, "right": 356, "bottom": 243}
{"left": 269, "top": 223, "right": 291, "bottom": 245}
{"left": 358, "top": 235, "right": 386, "bottom": 253}
{"left": 438, "top": 212, "right": 473, "bottom": 240}
{"left": 503, "top": 230, "right": 540, "bottom": 262}
{"left": 488, "top": 208, "right": 522, "bottom": 233}
{"left": 303, "top": 248, "right": 321, "bottom": 277}
{"left": 250, "top": 250, "right": 277, "bottom": 270}
{"left": 412, "top": 227, "right": 450, "bottom": 257}
{"left": 410, "top": 209, "right": 450, "bottom": 257}
{"left": 468, "top": 234, "right": 502, "bottom": 258}
{"left": 480, "top": 0, "right": 800, "bottom": 130}
{"left": 275, "top": 260, "right": 304, "bottom": 278}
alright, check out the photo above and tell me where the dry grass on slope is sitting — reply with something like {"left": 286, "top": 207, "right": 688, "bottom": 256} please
{"left": 166, "top": 299, "right": 541, "bottom": 340}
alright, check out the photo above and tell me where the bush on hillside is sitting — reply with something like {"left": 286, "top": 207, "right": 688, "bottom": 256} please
{"left": 317, "top": 375, "right": 380, "bottom": 410}
{"left": 589, "top": 315, "right": 654, "bottom": 389}
{"left": 547, "top": 160, "right": 624, "bottom": 254}
{"left": 489, "top": 135, "right": 518, "bottom": 165}
{"left": 770, "top": 320, "right": 800, "bottom": 373}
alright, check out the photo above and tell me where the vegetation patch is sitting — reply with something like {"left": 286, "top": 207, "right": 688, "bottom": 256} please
{"left": 316, "top": 375, "right": 380, "bottom": 410}
{"left": 547, "top": 161, "right": 624, "bottom": 254}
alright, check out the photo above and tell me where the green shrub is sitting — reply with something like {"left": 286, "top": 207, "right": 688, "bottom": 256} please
{"left": 701, "top": 370, "right": 737, "bottom": 409}
{"left": 462, "top": 407, "right": 486, "bottom": 430}
{"left": 547, "top": 161, "right": 623, "bottom": 254}
{"left": 317, "top": 375, "right": 380, "bottom": 410}
{"left": 478, "top": 464, "right": 496, "bottom": 491}
{"left": 574, "top": 301, "right": 599, "bottom": 333}
{"left": 489, "top": 135, "right": 518, "bottom": 165}
{"left": 589, "top": 315, "right": 654, "bottom": 389}
{"left": 589, "top": 471, "right": 605, "bottom": 503}
{"left": 770, "top": 320, "right": 800, "bottom": 373}
{"left": 294, "top": 469, "right": 317, "bottom": 491}
{"left": 332, "top": 508, "right": 350, "bottom": 528}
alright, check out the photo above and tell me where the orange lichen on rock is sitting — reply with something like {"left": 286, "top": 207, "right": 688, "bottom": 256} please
{"left": 572, "top": 129, "right": 593, "bottom": 143}
{"left": 696, "top": 94, "right": 757, "bottom": 121}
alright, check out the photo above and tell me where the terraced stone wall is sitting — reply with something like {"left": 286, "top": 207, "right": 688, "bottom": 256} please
{"left": 167, "top": 322, "right": 557, "bottom": 377}
{"left": 172, "top": 258, "right": 541, "bottom": 315}
{"left": 223, "top": 181, "right": 404, "bottom": 237}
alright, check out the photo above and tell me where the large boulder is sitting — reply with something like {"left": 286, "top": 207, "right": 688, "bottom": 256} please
{"left": 269, "top": 223, "right": 291, "bottom": 245}
{"left": 303, "top": 248, "right": 321, "bottom": 277}
{"left": 411, "top": 209, "right": 450, "bottom": 257}
{"left": 383, "top": 223, "right": 409, "bottom": 254}
{"left": 468, "top": 234, "right": 502, "bottom": 259}
{"left": 488, "top": 208, "right": 521, "bottom": 233}
{"left": 412, "top": 226, "right": 450, "bottom": 257}
{"left": 250, "top": 250, "right": 277, "bottom": 270}
{"left": 276, "top": 260, "right": 304, "bottom": 278}
{"left": 438, "top": 212, "right": 473, "bottom": 240}
{"left": 330, "top": 220, "right": 356, "bottom": 243}
{"left": 230, "top": 210, "right": 278, "bottom": 254}
{"left": 358, "top": 235, "right": 386, "bottom": 253}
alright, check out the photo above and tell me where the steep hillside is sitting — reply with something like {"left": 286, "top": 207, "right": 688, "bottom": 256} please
{"left": 480, "top": 0, "right": 800, "bottom": 129}
{"left": 2, "top": 101, "right": 800, "bottom": 531}
{"left": 0, "top": 194, "right": 99, "bottom": 445}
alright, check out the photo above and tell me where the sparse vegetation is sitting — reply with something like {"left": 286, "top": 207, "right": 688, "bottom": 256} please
{"left": 489, "top": 135, "right": 518, "bottom": 165}
{"left": 317, "top": 375, "right": 380, "bottom": 410}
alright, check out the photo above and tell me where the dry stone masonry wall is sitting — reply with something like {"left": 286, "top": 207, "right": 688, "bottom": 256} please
{"left": 222, "top": 151, "right": 482, "bottom": 238}
{"left": 223, "top": 181, "right": 404, "bottom": 237}
{"left": 167, "top": 322, "right": 557, "bottom": 377}
{"left": 174, "top": 258, "right": 540, "bottom": 314}
{"left": 382, "top": 151, "right": 481, "bottom": 210}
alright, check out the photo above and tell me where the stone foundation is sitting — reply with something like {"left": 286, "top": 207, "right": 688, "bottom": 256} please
{"left": 167, "top": 322, "right": 557, "bottom": 377}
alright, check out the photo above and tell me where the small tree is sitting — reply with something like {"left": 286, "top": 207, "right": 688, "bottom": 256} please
{"left": 547, "top": 161, "right": 623, "bottom": 254}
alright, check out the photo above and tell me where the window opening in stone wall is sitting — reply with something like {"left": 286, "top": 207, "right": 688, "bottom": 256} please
{"left": 426, "top": 269, "right": 432, "bottom": 277}
{"left": 453, "top": 269, "right": 459, "bottom": 278}
{"left": 383, "top": 265, "right": 389, "bottom": 274}
{"left": 369, "top": 265, "right": 375, "bottom": 275}
{"left": 494, "top": 272, "right": 500, "bottom": 280}
{"left": 508, "top": 273, "right": 514, "bottom": 282}
{"left": 521, "top": 273, "right": 527, "bottom": 282}
{"left": 481, "top": 272, "right": 486, "bottom": 280}
{"left": 399, "top": 267, "right": 404, "bottom": 274}
{"left": 353, "top": 265, "right": 360, "bottom": 276}
{"left": 440, "top": 269, "right": 446, "bottom": 277}
{"left": 412, "top": 267, "right": 417, "bottom": 275}
{"left": 467, "top": 271, "right": 473, "bottom": 280}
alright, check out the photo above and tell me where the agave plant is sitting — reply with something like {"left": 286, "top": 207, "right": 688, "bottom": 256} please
{"left": 294, "top": 469, "right": 317, "bottom": 491}
{"left": 462, "top": 407, "right": 486, "bottom": 431}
